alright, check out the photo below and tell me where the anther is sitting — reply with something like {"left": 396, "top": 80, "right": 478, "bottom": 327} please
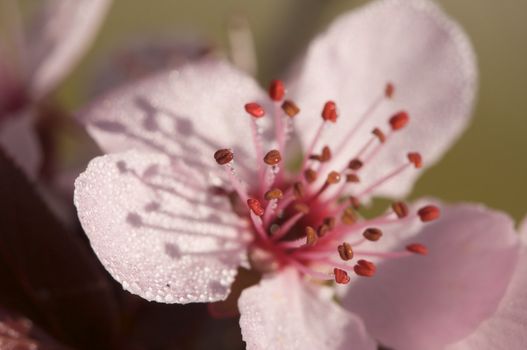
{"left": 304, "top": 168, "right": 318, "bottom": 183}
{"left": 372, "top": 128, "right": 386, "bottom": 143}
{"left": 245, "top": 102, "right": 265, "bottom": 118}
{"left": 323, "top": 216, "right": 336, "bottom": 230}
{"left": 407, "top": 152, "right": 422, "bottom": 168}
{"left": 348, "top": 159, "right": 363, "bottom": 171}
{"left": 363, "top": 228, "right": 383, "bottom": 242}
{"left": 392, "top": 201, "right": 409, "bottom": 218}
{"left": 406, "top": 243, "right": 428, "bottom": 255}
{"left": 321, "top": 101, "right": 338, "bottom": 122}
{"left": 317, "top": 224, "right": 330, "bottom": 237}
{"left": 269, "top": 79, "right": 285, "bottom": 101}
{"left": 349, "top": 196, "right": 361, "bottom": 210}
{"left": 214, "top": 149, "right": 234, "bottom": 165}
{"left": 389, "top": 111, "right": 409, "bottom": 130}
{"left": 281, "top": 100, "right": 300, "bottom": 117}
{"left": 247, "top": 198, "right": 264, "bottom": 216}
{"left": 346, "top": 173, "right": 360, "bottom": 183}
{"left": 294, "top": 203, "right": 310, "bottom": 214}
{"left": 334, "top": 268, "right": 350, "bottom": 284}
{"left": 337, "top": 242, "right": 354, "bottom": 261}
{"left": 305, "top": 226, "right": 318, "bottom": 246}
{"left": 326, "top": 171, "right": 341, "bottom": 185}
{"left": 264, "top": 188, "right": 283, "bottom": 201}
{"left": 354, "top": 259, "right": 376, "bottom": 277}
{"left": 418, "top": 205, "right": 440, "bottom": 222}
{"left": 385, "top": 82, "right": 395, "bottom": 98}
{"left": 321, "top": 146, "right": 332, "bottom": 162}
{"left": 341, "top": 207, "right": 357, "bottom": 225}
{"left": 293, "top": 182, "right": 305, "bottom": 198}
{"left": 264, "top": 149, "right": 282, "bottom": 165}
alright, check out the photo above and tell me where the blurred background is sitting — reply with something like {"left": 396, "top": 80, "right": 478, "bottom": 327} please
{"left": 57, "top": 0, "right": 527, "bottom": 221}
{"left": 1, "top": 0, "right": 526, "bottom": 349}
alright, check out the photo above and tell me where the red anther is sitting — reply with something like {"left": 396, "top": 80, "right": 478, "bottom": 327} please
{"left": 406, "top": 243, "right": 428, "bottom": 255}
{"left": 354, "top": 259, "right": 376, "bottom": 277}
{"left": 305, "top": 226, "right": 318, "bottom": 246}
{"left": 326, "top": 171, "right": 341, "bottom": 184}
{"left": 323, "top": 216, "right": 336, "bottom": 230}
{"left": 322, "top": 101, "right": 338, "bottom": 122}
{"left": 264, "top": 188, "right": 283, "bottom": 201}
{"left": 346, "top": 173, "right": 360, "bottom": 183}
{"left": 264, "top": 149, "right": 282, "bottom": 165}
{"left": 363, "top": 228, "right": 383, "bottom": 242}
{"left": 407, "top": 152, "right": 423, "bottom": 168}
{"left": 321, "top": 146, "right": 332, "bottom": 162}
{"left": 317, "top": 224, "right": 330, "bottom": 237}
{"left": 349, "top": 196, "right": 361, "bottom": 209}
{"left": 334, "top": 268, "right": 350, "bottom": 284}
{"left": 341, "top": 207, "right": 357, "bottom": 225}
{"left": 337, "top": 242, "right": 354, "bottom": 261}
{"left": 389, "top": 111, "right": 409, "bottom": 130}
{"left": 385, "top": 82, "right": 395, "bottom": 98}
{"left": 372, "top": 128, "right": 386, "bottom": 143}
{"left": 269, "top": 79, "right": 285, "bottom": 101}
{"left": 214, "top": 149, "right": 233, "bottom": 165}
{"left": 247, "top": 198, "right": 264, "bottom": 216}
{"left": 245, "top": 102, "right": 265, "bottom": 118}
{"left": 392, "top": 201, "right": 409, "bottom": 218}
{"left": 304, "top": 168, "right": 318, "bottom": 183}
{"left": 282, "top": 100, "right": 300, "bottom": 117}
{"left": 348, "top": 159, "right": 363, "bottom": 171}
{"left": 418, "top": 205, "right": 440, "bottom": 222}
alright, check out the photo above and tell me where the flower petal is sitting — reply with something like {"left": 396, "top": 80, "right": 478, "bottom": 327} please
{"left": 239, "top": 268, "right": 376, "bottom": 350}
{"left": 341, "top": 203, "right": 519, "bottom": 350}
{"left": 26, "top": 0, "right": 111, "bottom": 98}
{"left": 78, "top": 59, "right": 268, "bottom": 183}
{"left": 74, "top": 150, "right": 250, "bottom": 303}
{"left": 289, "top": 0, "right": 477, "bottom": 199}
{"left": 0, "top": 110, "right": 41, "bottom": 179}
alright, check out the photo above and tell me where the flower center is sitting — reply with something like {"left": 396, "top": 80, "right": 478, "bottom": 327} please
{"left": 212, "top": 79, "right": 439, "bottom": 284}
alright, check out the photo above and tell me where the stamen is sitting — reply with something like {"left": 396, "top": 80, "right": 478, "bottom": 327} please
{"left": 263, "top": 149, "right": 282, "bottom": 166}
{"left": 264, "top": 188, "right": 283, "bottom": 200}
{"left": 310, "top": 171, "right": 341, "bottom": 201}
{"left": 317, "top": 224, "right": 330, "bottom": 237}
{"left": 269, "top": 79, "right": 285, "bottom": 101}
{"left": 323, "top": 216, "right": 336, "bottom": 230}
{"left": 214, "top": 149, "right": 234, "bottom": 165}
{"left": 407, "top": 152, "right": 423, "bottom": 168}
{"left": 244, "top": 102, "right": 265, "bottom": 118}
{"left": 385, "top": 82, "right": 395, "bottom": 98}
{"left": 389, "top": 111, "right": 409, "bottom": 130}
{"left": 348, "top": 159, "right": 363, "bottom": 171}
{"left": 281, "top": 100, "right": 300, "bottom": 117}
{"left": 392, "top": 201, "right": 409, "bottom": 218}
{"left": 334, "top": 268, "right": 350, "bottom": 284}
{"left": 304, "top": 168, "right": 318, "bottom": 183}
{"left": 305, "top": 226, "right": 318, "bottom": 246}
{"left": 337, "top": 242, "right": 354, "bottom": 261}
{"left": 372, "top": 128, "right": 387, "bottom": 143}
{"left": 272, "top": 211, "right": 306, "bottom": 241}
{"left": 356, "top": 161, "right": 411, "bottom": 199}
{"left": 354, "top": 259, "right": 376, "bottom": 277}
{"left": 341, "top": 207, "right": 357, "bottom": 225}
{"left": 349, "top": 196, "right": 361, "bottom": 209}
{"left": 293, "top": 182, "right": 305, "bottom": 199}
{"left": 417, "top": 205, "right": 440, "bottom": 222}
{"left": 346, "top": 174, "right": 360, "bottom": 183}
{"left": 363, "top": 228, "right": 383, "bottom": 242}
{"left": 247, "top": 198, "right": 264, "bottom": 216}
{"left": 321, "top": 146, "right": 332, "bottom": 162}
{"left": 321, "top": 101, "right": 338, "bottom": 123}
{"left": 406, "top": 243, "right": 428, "bottom": 255}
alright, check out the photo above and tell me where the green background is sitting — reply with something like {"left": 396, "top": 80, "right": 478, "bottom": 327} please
{"left": 59, "top": 0, "right": 527, "bottom": 222}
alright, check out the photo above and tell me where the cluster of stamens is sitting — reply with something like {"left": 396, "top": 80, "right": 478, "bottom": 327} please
{"left": 212, "top": 79, "right": 440, "bottom": 284}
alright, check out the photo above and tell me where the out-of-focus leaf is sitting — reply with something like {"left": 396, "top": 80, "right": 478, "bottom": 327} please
{"left": 0, "top": 148, "right": 120, "bottom": 349}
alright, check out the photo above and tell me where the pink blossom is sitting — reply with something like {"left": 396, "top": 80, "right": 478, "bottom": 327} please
{"left": 0, "top": 0, "right": 111, "bottom": 177}
{"left": 74, "top": 0, "right": 524, "bottom": 349}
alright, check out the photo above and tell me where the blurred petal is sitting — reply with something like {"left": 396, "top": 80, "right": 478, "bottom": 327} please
{"left": 290, "top": 0, "right": 477, "bottom": 199}
{"left": 74, "top": 150, "right": 250, "bottom": 303}
{"left": 26, "top": 0, "right": 111, "bottom": 98}
{"left": 78, "top": 58, "right": 268, "bottom": 182}
{"left": 342, "top": 204, "right": 519, "bottom": 350}
{"left": 0, "top": 110, "right": 41, "bottom": 179}
{"left": 239, "top": 268, "right": 376, "bottom": 350}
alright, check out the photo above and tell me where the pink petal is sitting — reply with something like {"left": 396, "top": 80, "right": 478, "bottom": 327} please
{"left": 78, "top": 59, "right": 268, "bottom": 183}
{"left": 74, "top": 150, "right": 251, "bottom": 303}
{"left": 0, "top": 110, "right": 41, "bottom": 179}
{"left": 239, "top": 268, "right": 376, "bottom": 350}
{"left": 289, "top": 0, "right": 477, "bottom": 199}
{"left": 27, "top": 0, "right": 111, "bottom": 98}
{"left": 342, "top": 203, "right": 519, "bottom": 350}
